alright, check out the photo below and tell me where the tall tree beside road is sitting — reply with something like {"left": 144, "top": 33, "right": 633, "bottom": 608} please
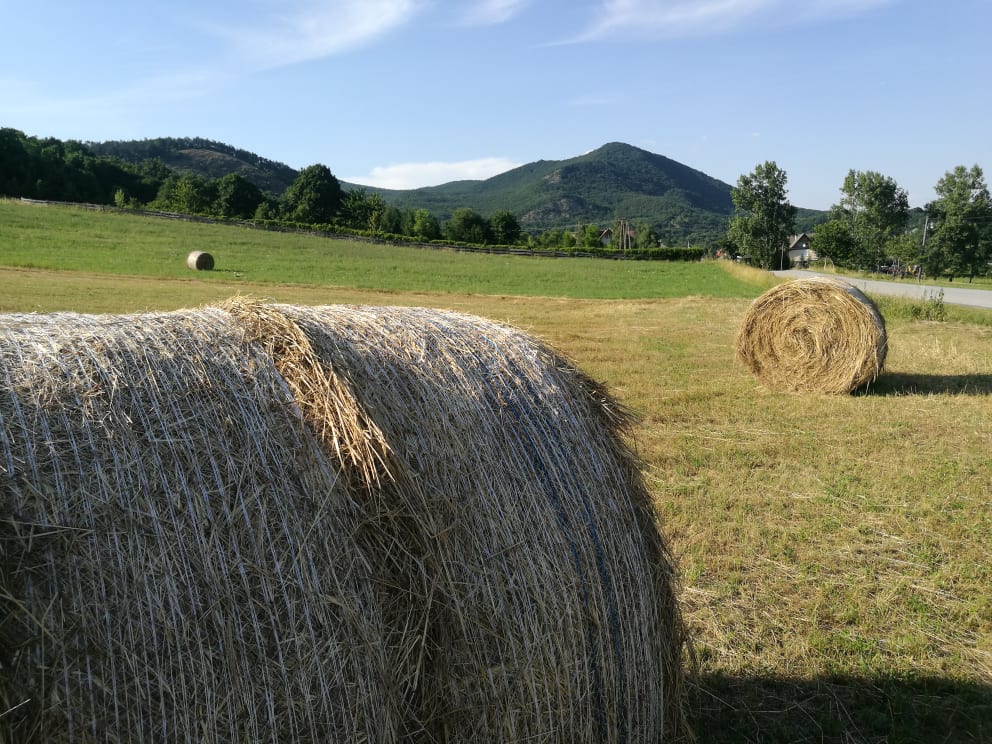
{"left": 925, "top": 165, "right": 991, "bottom": 281}
{"left": 834, "top": 170, "right": 909, "bottom": 270}
{"left": 812, "top": 217, "right": 858, "bottom": 267}
{"left": 727, "top": 161, "right": 796, "bottom": 269}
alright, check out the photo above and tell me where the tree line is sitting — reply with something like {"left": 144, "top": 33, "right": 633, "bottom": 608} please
{"left": 728, "top": 160, "right": 992, "bottom": 281}
{"left": 0, "top": 128, "right": 165, "bottom": 205}
{"left": 0, "top": 128, "right": 693, "bottom": 256}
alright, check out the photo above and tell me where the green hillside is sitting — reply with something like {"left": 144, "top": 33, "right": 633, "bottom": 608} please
{"left": 366, "top": 142, "right": 739, "bottom": 243}
{"left": 86, "top": 137, "right": 298, "bottom": 195}
{"left": 74, "top": 135, "right": 827, "bottom": 243}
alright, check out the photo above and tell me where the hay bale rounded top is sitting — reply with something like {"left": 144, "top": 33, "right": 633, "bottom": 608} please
{"left": 0, "top": 307, "right": 399, "bottom": 742}
{"left": 186, "top": 250, "right": 214, "bottom": 270}
{"left": 735, "top": 277, "right": 887, "bottom": 394}
{"left": 266, "top": 301, "right": 688, "bottom": 742}
{"left": 0, "top": 298, "right": 688, "bottom": 743}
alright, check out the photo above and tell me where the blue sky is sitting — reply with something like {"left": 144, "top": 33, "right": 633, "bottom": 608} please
{"left": 3, "top": 0, "right": 989, "bottom": 209}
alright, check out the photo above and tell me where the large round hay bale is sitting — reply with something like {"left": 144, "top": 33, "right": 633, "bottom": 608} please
{"left": 735, "top": 277, "right": 887, "bottom": 393}
{"left": 0, "top": 308, "right": 403, "bottom": 743}
{"left": 186, "top": 250, "right": 214, "bottom": 270}
{"left": 1, "top": 299, "right": 689, "bottom": 743}
{"left": 259, "top": 301, "right": 688, "bottom": 742}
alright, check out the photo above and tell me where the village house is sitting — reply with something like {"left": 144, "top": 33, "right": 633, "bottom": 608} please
{"left": 786, "top": 232, "right": 816, "bottom": 267}
{"left": 597, "top": 225, "right": 637, "bottom": 248}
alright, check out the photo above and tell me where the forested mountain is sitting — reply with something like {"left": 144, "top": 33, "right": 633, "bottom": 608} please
{"left": 366, "top": 142, "right": 741, "bottom": 244}
{"left": 86, "top": 137, "right": 298, "bottom": 195}
{"left": 4, "top": 128, "right": 829, "bottom": 245}
{"left": 86, "top": 137, "right": 762, "bottom": 241}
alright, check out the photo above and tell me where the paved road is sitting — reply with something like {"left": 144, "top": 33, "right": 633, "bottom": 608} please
{"left": 772, "top": 269, "right": 992, "bottom": 310}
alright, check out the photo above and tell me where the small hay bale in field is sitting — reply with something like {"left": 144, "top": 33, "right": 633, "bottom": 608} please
{"left": 186, "top": 250, "right": 214, "bottom": 270}
{"left": 0, "top": 308, "right": 404, "bottom": 743}
{"left": 735, "top": 277, "right": 888, "bottom": 394}
{"left": 254, "top": 301, "right": 689, "bottom": 743}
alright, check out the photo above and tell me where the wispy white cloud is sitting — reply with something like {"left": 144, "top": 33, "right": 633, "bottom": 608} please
{"left": 215, "top": 0, "right": 424, "bottom": 68}
{"left": 458, "top": 0, "right": 530, "bottom": 26}
{"left": 569, "top": 0, "right": 895, "bottom": 42}
{"left": 345, "top": 157, "right": 522, "bottom": 189}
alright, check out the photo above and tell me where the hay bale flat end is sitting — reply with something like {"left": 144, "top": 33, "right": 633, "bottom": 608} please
{"left": 186, "top": 250, "right": 214, "bottom": 270}
{"left": 735, "top": 277, "right": 888, "bottom": 394}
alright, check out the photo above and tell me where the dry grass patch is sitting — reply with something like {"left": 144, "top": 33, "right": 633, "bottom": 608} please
{"left": 466, "top": 289, "right": 992, "bottom": 740}
{"left": 1, "top": 267, "right": 990, "bottom": 742}
{"left": 615, "top": 299, "right": 991, "bottom": 741}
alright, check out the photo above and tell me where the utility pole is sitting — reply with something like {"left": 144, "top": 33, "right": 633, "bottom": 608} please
{"left": 919, "top": 213, "right": 931, "bottom": 282}
{"left": 614, "top": 218, "right": 631, "bottom": 253}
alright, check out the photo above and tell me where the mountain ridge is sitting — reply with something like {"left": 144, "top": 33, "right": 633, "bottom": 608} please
{"left": 88, "top": 136, "right": 826, "bottom": 243}
{"left": 86, "top": 136, "right": 300, "bottom": 195}
{"left": 353, "top": 142, "right": 739, "bottom": 243}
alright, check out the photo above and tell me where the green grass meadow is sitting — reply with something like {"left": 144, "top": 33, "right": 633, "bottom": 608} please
{"left": 0, "top": 200, "right": 755, "bottom": 301}
{"left": 2, "top": 200, "right": 991, "bottom": 742}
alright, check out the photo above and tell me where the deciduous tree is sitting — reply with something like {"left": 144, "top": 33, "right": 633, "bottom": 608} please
{"left": 580, "top": 224, "right": 602, "bottom": 248}
{"left": 445, "top": 207, "right": 488, "bottom": 243}
{"left": 812, "top": 218, "right": 857, "bottom": 267}
{"left": 726, "top": 161, "right": 797, "bottom": 270}
{"left": 925, "top": 165, "right": 991, "bottom": 281}
{"left": 340, "top": 188, "right": 385, "bottom": 232}
{"left": 283, "top": 164, "right": 343, "bottom": 224}
{"left": 635, "top": 222, "right": 659, "bottom": 249}
{"left": 833, "top": 170, "right": 909, "bottom": 270}
{"left": 155, "top": 173, "right": 213, "bottom": 215}
{"left": 412, "top": 209, "right": 441, "bottom": 240}
{"left": 215, "top": 173, "right": 263, "bottom": 219}
{"left": 379, "top": 206, "right": 407, "bottom": 235}
{"left": 488, "top": 210, "right": 521, "bottom": 245}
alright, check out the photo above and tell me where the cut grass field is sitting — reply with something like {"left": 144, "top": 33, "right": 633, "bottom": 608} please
{"left": 0, "top": 200, "right": 756, "bottom": 301}
{"left": 2, "top": 200, "right": 990, "bottom": 741}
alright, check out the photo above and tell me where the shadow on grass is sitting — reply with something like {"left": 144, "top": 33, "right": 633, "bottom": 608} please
{"left": 204, "top": 268, "right": 246, "bottom": 277}
{"left": 867, "top": 373, "right": 992, "bottom": 396}
{"left": 687, "top": 672, "right": 991, "bottom": 743}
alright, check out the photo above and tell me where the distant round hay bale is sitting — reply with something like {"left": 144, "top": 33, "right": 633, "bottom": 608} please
{"left": 186, "top": 250, "right": 214, "bottom": 270}
{"left": 735, "top": 277, "right": 887, "bottom": 393}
